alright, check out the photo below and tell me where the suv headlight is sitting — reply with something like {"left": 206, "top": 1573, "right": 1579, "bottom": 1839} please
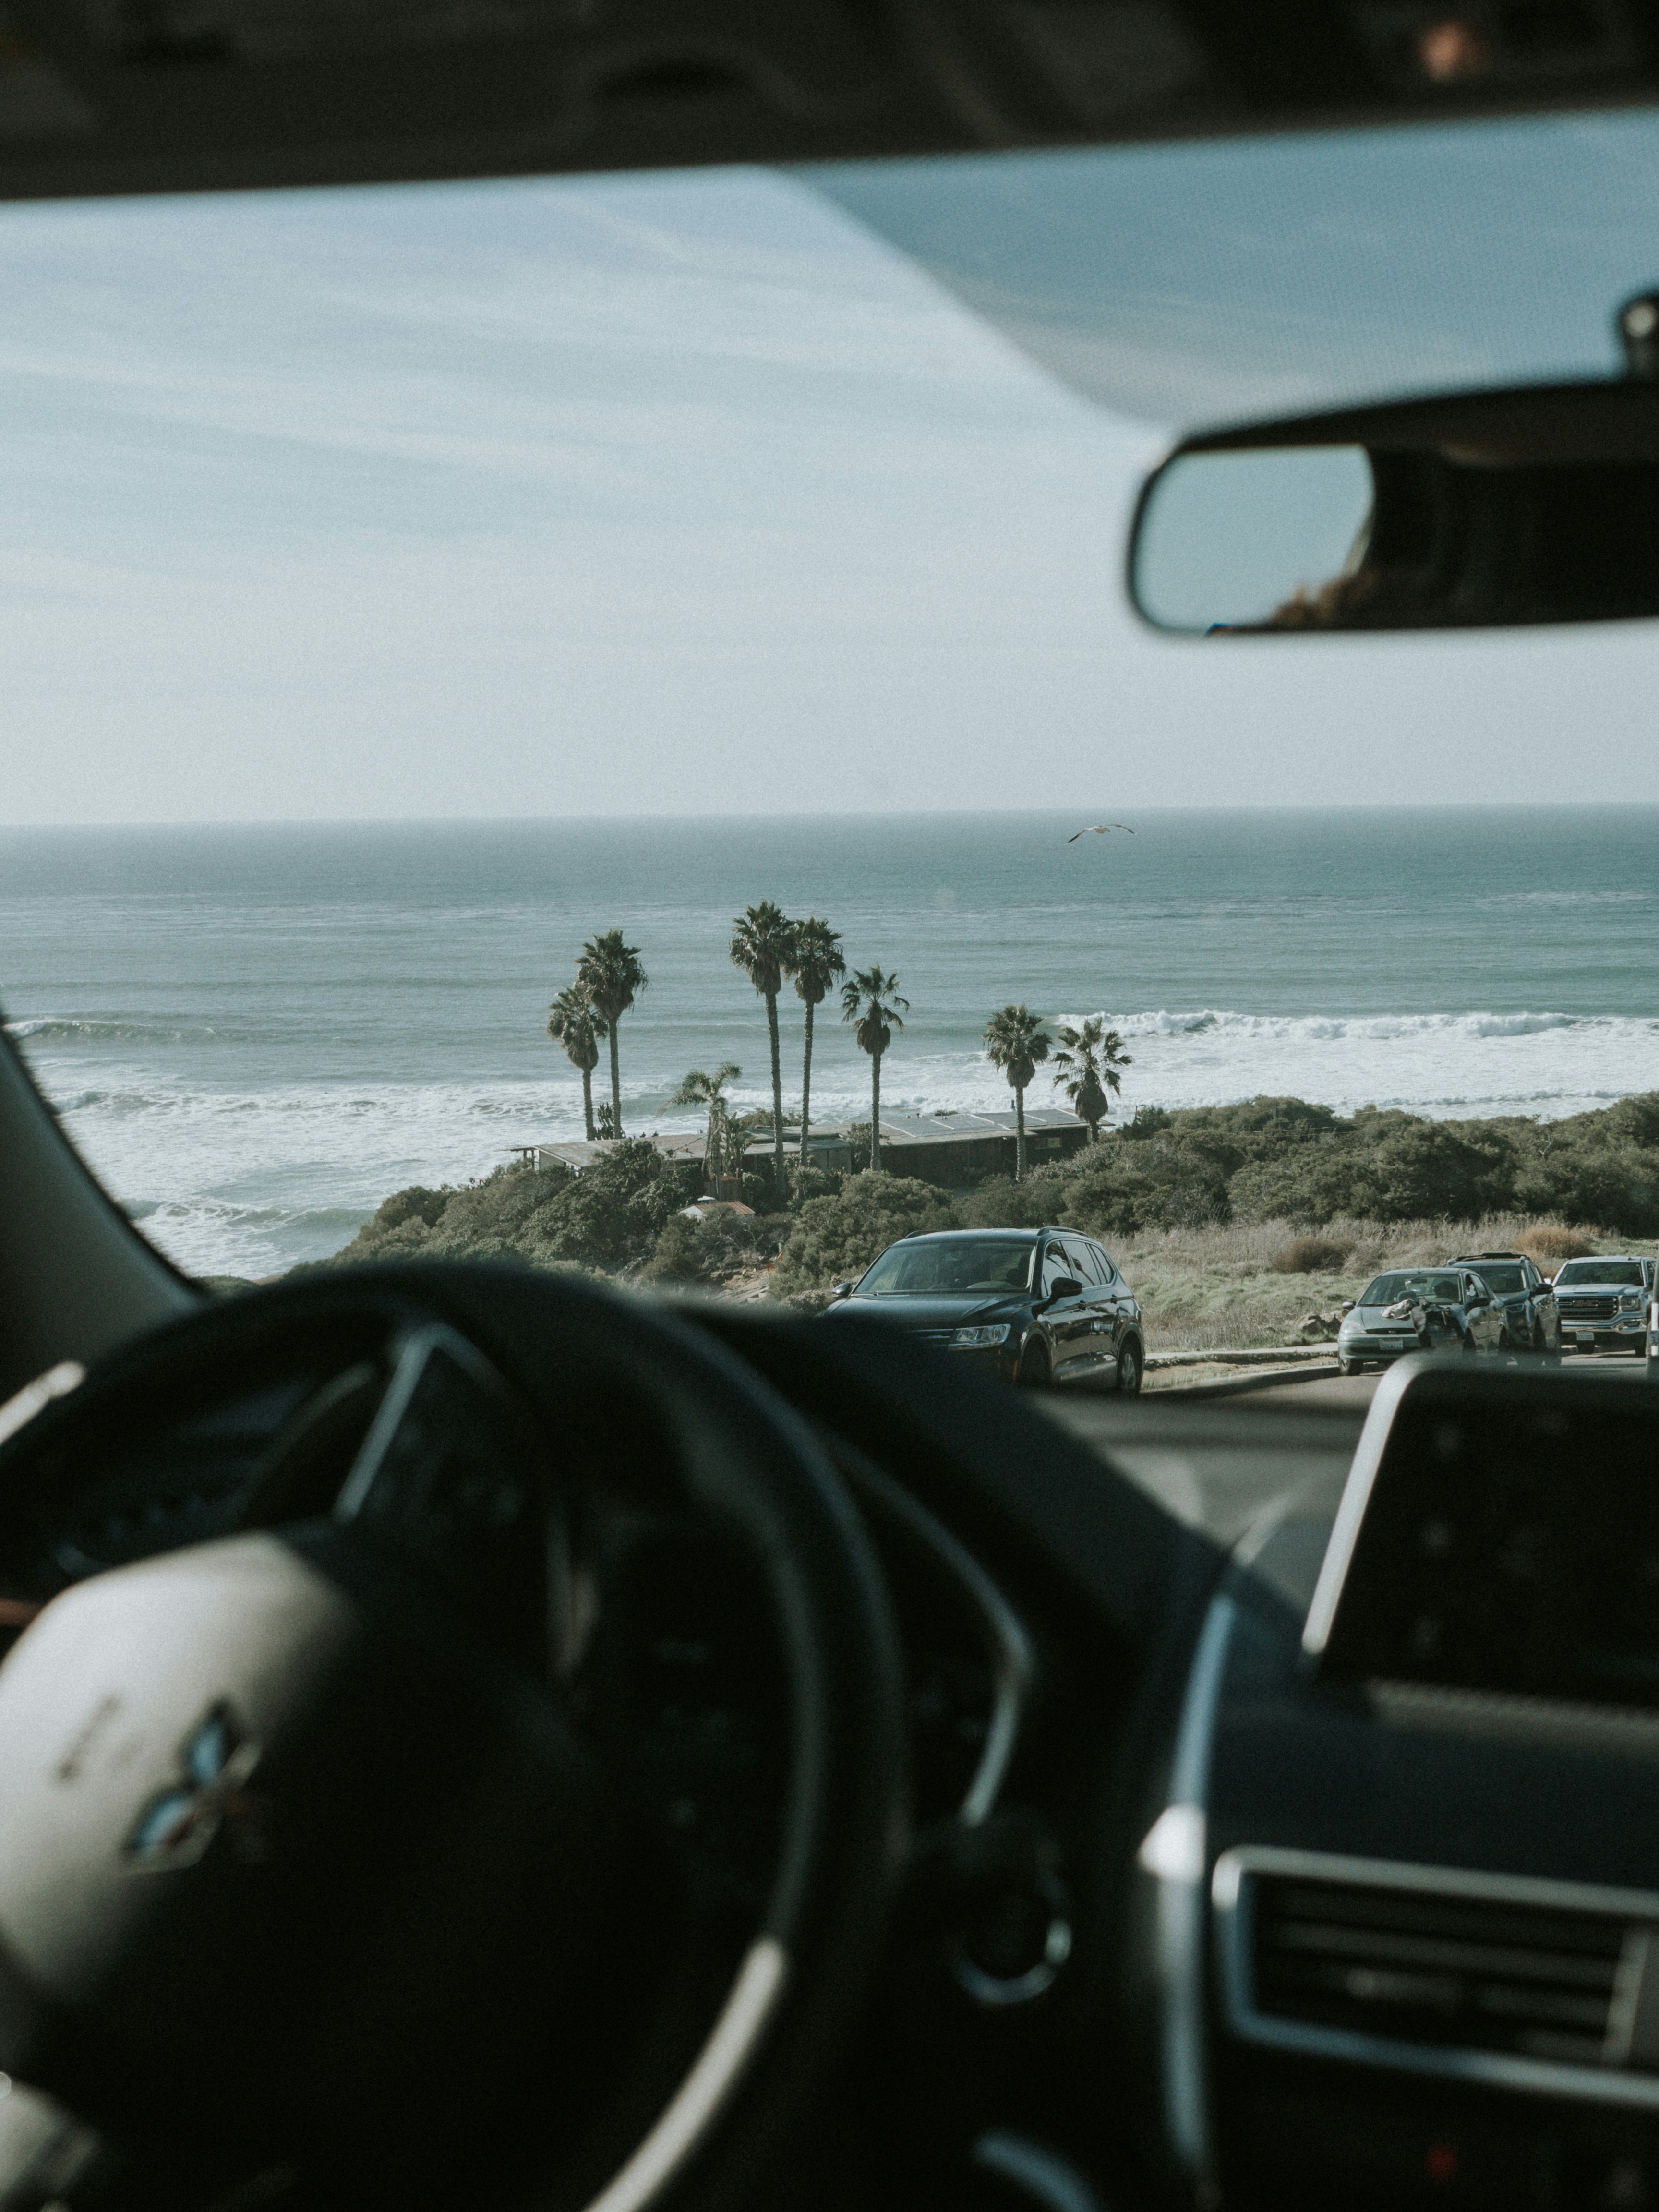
{"left": 951, "top": 1323, "right": 1013, "bottom": 1348}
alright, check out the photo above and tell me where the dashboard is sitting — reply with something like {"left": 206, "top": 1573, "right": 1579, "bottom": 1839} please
{"left": 3, "top": 1283, "right": 1658, "bottom": 2212}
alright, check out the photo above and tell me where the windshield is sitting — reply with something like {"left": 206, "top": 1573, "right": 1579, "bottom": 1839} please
{"left": 858, "top": 1240, "right": 1033, "bottom": 1297}
{"left": 1360, "top": 1274, "right": 1462, "bottom": 1307}
{"left": 5, "top": 115, "right": 1659, "bottom": 1365}
{"left": 1466, "top": 1265, "right": 1525, "bottom": 1295}
{"left": 1556, "top": 1260, "right": 1647, "bottom": 1286}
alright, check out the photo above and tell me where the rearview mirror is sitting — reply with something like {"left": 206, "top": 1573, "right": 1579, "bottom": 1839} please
{"left": 1129, "top": 366, "right": 1659, "bottom": 634}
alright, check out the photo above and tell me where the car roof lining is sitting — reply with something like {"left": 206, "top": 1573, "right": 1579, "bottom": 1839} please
{"left": 0, "top": 0, "right": 1654, "bottom": 205}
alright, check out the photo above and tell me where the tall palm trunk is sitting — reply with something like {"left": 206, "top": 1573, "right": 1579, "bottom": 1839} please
{"left": 581, "top": 1065, "right": 595, "bottom": 1142}
{"left": 870, "top": 1050, "right": 882, "bottom": 1173}
{"left": 608, "top": 1025, "right": 623, "bottom": 1137}
{"left": 766, "top": 988, "right": 785, "bottom": 1206}
{"left": 1015, "top": 1084, "right": 1027, "bottom": 1180}
{"left": 799, "top": 999, "right": 815, "bottom": 1191}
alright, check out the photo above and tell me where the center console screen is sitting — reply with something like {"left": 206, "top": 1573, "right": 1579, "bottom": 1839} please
{"left": 1307, "top": 1366, "right": 1659, "bottom": 1707}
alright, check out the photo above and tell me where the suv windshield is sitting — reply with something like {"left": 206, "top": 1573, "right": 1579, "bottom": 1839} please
{"left": 858, "top": 1240, "right": 1033, "bottom": 1296}
{"left": 1467, "top": 1265, "right": 1526, "bottom": 1295}
{"left": 1556, "top": 1260, "right": 1647, "bottom": 1286}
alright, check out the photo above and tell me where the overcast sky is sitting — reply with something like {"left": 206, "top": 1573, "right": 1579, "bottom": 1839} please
{"left": 5, "top": 109, "right": 1659, "bottom": 822}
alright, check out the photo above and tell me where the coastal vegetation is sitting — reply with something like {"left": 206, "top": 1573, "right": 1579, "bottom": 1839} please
{"left": 576, "top": 930, "right": 648, "bottom": 1138}
{"left": 982, "top": 1003, "right": 1050, "bottom": 1178}
{"left": 669, "top": 1062, "right": 742, "bottom": 1194}
{"left": 729, "top": 901, "right": 796, "bottom": 1206}
{"left": 789, "top": 916, "right": 845, "bottom": 1189}
{"left": 322, "top": 1088, "right": 1659, "bottom": 1353}
{"left": 545, "top": 983, "right": 605, "bottom": 1141}
{"left": 841, "top": 966, "right": 907, "bottom": 1172}
{"left": 1050, "top": 1017, "right": 1130, "bottom": 1142}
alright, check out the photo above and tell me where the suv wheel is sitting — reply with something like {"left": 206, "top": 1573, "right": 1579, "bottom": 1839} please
{"left": 1117, "top": 1339, "right": 1142, "bottom": 1395}
{"left": 1017, "top": 1337, "right": 1052, "bottom": 1389}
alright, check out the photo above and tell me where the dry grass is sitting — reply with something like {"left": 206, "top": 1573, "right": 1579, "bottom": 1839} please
{"left": 1269, "top": 1236, "right": 1353, "bottom": 1275}
{"left": 1116, "top": 1213, "right": 1621, "bottom": 1353}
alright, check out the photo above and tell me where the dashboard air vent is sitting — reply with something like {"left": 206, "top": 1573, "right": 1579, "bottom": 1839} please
{"left": 1253, "top": 1873, "right": 1630, "bottom": 2068}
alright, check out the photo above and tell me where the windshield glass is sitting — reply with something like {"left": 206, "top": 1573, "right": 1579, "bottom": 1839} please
{"left": 858, "top": 1240, "right": 1033, "bottom": 1296}
{"left": 1556, "top": 1260, "right": 1647, "bottom": 1286}
{"left": 1467, "top": 1266, "right": 1525, "bottom": 1295}
{"left": 5, "top": 116, "right": 1659, "bottom": 1356}
{"left": 1360, "top": 1273, "right": 1462, "bottom": 1306}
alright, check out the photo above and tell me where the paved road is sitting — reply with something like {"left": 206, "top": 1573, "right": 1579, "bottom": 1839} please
{"left": 1249, "top": 1346, "right": 1648, "bottom": 1412}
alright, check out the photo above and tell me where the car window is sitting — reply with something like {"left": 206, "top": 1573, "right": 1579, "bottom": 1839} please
{"left": 1040, "top": 1244, "right": 1076, "bottom": 1296}
{"left": 1062, "top": 1237, "right": 1102, "bottom": 1286}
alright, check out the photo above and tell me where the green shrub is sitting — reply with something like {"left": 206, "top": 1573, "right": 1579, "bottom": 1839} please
{"left": 329, "top": 1145, "right": 704, "bottom": 1275}
{"left": 955, "top": 1176, "right": 1051, "bottom": 1228}
{"left": 1056, "top": 1135, "right": 1231, "bottom": 1239}
{"left": 771, "top": 1172, "right": 954, "bottom": 1296}
{"left": 642, "top": 1206, "right": 789, "bottom": 1285}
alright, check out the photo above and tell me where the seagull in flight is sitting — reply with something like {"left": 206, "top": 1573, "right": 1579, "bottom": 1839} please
{"left": 1067, "top": 823, "right": 1135, "bottom": 842}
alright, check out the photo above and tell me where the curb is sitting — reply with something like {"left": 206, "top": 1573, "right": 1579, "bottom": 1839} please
{"left": 1146, "top": 1343, "right": 1339, "bottom": 1371}
{"left": 1150, "top": 1359, "right": 1345, "bottom": 1400}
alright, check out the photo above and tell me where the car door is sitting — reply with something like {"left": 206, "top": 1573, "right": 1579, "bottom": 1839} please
{"left": 1061, "top": 1236, "right": 1113, "bottom": 1373}
{"left": 1462, "top": 1273, "right": 1504, "bottom": 1352}
{"left": 1037, "top": 1239, "right": 1090, "bottom": 1381}
{"left": 1526, "top": 1257, "right": 1558, "bottom": 1350}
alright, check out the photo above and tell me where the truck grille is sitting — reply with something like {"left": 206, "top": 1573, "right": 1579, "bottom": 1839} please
{"left": 1558, "top": 1296, "right": 1618, "bottom": 1323}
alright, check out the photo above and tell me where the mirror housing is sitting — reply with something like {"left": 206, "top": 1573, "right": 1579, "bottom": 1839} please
{"left": 830, "top": 1281, "right": 854, "bottom": 1302}
{"left": 1046, "top": 1276, "right": 1083, "bottom": 1305}
{"left": 1129, "top": 368, "right": 1659, "bottom": 635}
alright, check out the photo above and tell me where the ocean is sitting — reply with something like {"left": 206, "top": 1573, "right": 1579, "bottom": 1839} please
{"left": 4, "top": 806, "right": 1658, "bottom": 1280}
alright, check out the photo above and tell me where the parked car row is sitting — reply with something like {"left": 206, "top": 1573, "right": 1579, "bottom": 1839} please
{"left": 1339, "top": 1248, "right": 1658, "bottom": 1375}
{"left": 829, "top": 1228, "right": 1659, "bottom": 1393}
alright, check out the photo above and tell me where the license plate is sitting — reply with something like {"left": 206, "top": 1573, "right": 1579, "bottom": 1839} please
{"left": 1380, "top": 1338, "right": 1410, "bottom": 1351}
{"left": 1577, "top": 1330, "right": 1597, "bottom": 1344}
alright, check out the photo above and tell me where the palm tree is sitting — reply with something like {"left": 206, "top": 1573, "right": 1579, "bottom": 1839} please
{"left": 840, "top": 966, "right": 907, "bottom": 1173}
{"left": 785, "top": 916, "right": 844, "bottom": 1197}
{"left": 984, "top": 1003, "right": 1051, "bottom": 1180}
{"left": 577, "top": 930, "right": 648, "bottom": 1139}
{"left": 1051, "top": 1016, "right": 1132, "bottom": 1142}
{"left": 730, "top": 901, "right": 798, "bottom": 1207}
{"left": 546, "top": 983, "right": 607, "bottom": 1142}
{"left": 670, "top": 1063, "right": 742, "bottom": 1196}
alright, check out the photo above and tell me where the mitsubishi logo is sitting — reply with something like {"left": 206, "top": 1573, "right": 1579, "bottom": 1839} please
{"left": 126, "top": 1703, "right": 264, "bottom": 1871}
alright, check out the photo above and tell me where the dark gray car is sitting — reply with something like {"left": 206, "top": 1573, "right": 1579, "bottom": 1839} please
{"left": 824, "top": 1226, "right": 1146, "bottom": 1393}
{"left": 1446, "top": 1250, "right": 1561, "bottom": 1358}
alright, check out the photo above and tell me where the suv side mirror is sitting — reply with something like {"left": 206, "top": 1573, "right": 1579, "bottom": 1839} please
{"left": 1046, "top": 1275, "right": 1082, "bottom": 1304}
{"left": 830, "top": 1281, "right": 853, "bottom": 1301}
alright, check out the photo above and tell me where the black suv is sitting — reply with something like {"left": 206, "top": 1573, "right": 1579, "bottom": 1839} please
{"left": 824, "top": 1226, "right": 1146, "bottom": 1393}
{"left": 1444, "top": 1250, "right": 1561, "bottom": 1357}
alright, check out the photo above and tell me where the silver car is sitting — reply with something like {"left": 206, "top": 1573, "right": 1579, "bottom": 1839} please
{"left": 1552, "top": 1255, "right": 1654, "bottom": 1356}
{"left": 1337, "top": 1267, "right": 1507, "bottom": 1376}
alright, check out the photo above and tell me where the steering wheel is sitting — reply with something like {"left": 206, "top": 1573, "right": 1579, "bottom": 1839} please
{"left": 0, "top": 1263, "right": 905, "bottom": 2212}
